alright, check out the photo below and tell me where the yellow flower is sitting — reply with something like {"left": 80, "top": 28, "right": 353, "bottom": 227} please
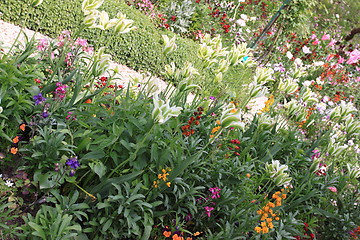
{"left": 153, "top": 180, "right": 159, "bottom": 188}
{"left": 230, "top": 108, "right": 237, "bottom": 113}
{"left": 216, "top": 120, "right": 221, "bottom": 125}
{"left": 260, "top": 222, "right": 267, "bottom": 227}
{"left": 266, "top": 218, "right": 272, "bottom": 223}
{"left": 166, "top": 182, "right": 171, "bottom": 187}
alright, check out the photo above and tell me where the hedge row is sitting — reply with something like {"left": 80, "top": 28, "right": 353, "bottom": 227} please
{"left": 0, "top": 0, "right": 203, "bottom": 75}
{"left": 0, "top": 0, "right": 247, "bottom": 90}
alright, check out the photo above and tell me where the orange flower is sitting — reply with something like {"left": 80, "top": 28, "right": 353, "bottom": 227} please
{"left": 12, "top": 136, "right": 19, "bottom": 144}
{"left": 163, "top": 231, "right": 171, "bottom": 237}
{"left": 10, "top": 147, "right": 18, "bottom": 154}
{"left": 20, "top": 124, "right": 26, "bottom": 131}
{"left": 84, "top": 99, "right": 92, "bottom": 104}
{"left": 166, "top": 182, "right": 171, "bottom": 187}
{"left": 172, "top": 234, "right": 184, "bottom": 240}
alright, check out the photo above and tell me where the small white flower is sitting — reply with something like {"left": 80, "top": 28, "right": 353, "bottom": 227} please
{"left": 240, "top": 14, "right": 248, "bottom": 21}
{"left": 313, "top": 61, "right": 324, "bottom": 66}
{"left": 5, "top": 180, "right": 14, "bottom": 187}
{"left": 303, "top": 80, "right": 314, "bottom": 87}
{"left": 348, "top": 139, "right": 354, "bottom": 146}
{"left": 286, "top": 51, "right": 293, "bottom": 59}
{"left": 235, "top": 19, "right": 246, "bottom": 26}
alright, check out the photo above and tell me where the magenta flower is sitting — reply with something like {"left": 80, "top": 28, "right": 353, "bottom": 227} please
{"left": 55, "top": 82, "right": 69, "bottom": 100}
{"left": 204, "top": 206, "right": 214, "bottom": 217}
{"left": 209, "top": 187, "right": 221, "bottom": 199}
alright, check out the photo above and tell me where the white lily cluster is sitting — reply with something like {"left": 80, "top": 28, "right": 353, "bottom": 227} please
{"left": 82, "top": 0, "right": 136, "bottom": 34}
{"left": 330, "top": 101, "right": 357, "bottom": 122}
{"left": 162, "top": 35, "right": 177, "bottom": 55}
{"left": 219, "top": 104, "right": 245, "bottom": 131}
{"left": 91, "top": 47, "right": 111, "bottom": 77}
{"left": 265, "top": 160, "right": 292, "bottom": 187}
{"left": 347, "top": 164, "right": 360, "bottom": 179}
{"left": 152, "top": 94, "right": 183, "bottom": 124}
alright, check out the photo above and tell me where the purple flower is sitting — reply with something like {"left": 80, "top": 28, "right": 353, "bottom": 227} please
{"left": 209, "top": 96, "right": 216, "bottom": 100}
{"left": 66, "top": 157, "right": 80, "bottom": 169}
{"left": 33, "top": 93, "right": 46, "bottom": 105}
{"left": 41, "top": 111, "right": 49, "bottom": 118}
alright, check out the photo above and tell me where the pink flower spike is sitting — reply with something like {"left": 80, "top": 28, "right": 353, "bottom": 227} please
{"left": 321, "top": 34, "right": 330, "bottom": 40}
{"left": 327, "top": 186, "right": 337, "bottom": 193}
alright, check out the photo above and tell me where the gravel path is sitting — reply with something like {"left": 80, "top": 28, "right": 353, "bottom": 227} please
{"left": 0, "top": 19, "right": 169, "bottom": 92}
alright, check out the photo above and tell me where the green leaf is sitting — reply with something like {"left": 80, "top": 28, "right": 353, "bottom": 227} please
{"left": 89, "top": 161, "right": 107, "bottom": 179}
{"left": 29, "top": 222, "right": 46, "bottom": 239}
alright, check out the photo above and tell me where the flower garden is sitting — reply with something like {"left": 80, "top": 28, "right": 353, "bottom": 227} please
{"left": 0, "top": 0, "right": 359, "bottom": 239}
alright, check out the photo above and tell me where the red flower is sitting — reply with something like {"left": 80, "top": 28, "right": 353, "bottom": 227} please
{"left": 171, "top": 16, "right": 177, "bottom": 21}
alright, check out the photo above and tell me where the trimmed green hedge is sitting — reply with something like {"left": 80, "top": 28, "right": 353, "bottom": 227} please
{"left": 0, "top": 0, "right": 249, "bottom": 93}
{"left": 0, "top": 0, "right": 203, "bottom": 76}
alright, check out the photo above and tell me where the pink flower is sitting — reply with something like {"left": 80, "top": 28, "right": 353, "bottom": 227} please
{"left": 327, "top": 186, "right": 337, "bottom": 193}
{"left": 204, "top": 206, "right": 214, "bottom": 217}
{"left": 312, "top": 39, "right": 320, "bottom": 45}
{"left": 346, "top": 49, "right": 360, "bottom": 65}
{"left": 311, "top": 34, "right": 317, "bottom": 40}
{"left": 338, "top": 56, "right": 345, "bottom": 64}
{"left": 75, "top": 38, "right": 88, "bottom": 47}
{"left": 321, "top": 34, "right": 330, "bottom": 40}
{"left": 302, "top": 45, "right": 312, "bottom": 54}
{"left": 328, "top": 39, "right": 337, "bottom": 47}
{"left": 37, "top": 39, "right": 48, "bottom": 51}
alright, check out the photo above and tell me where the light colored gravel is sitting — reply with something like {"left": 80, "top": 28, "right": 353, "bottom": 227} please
{"left": 0, "top": 19, "right": 171, "bottom": 93}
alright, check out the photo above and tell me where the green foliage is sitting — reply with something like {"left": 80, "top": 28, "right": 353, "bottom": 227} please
{"left": 16, "top": 204, "right": 82, "bottom": 239}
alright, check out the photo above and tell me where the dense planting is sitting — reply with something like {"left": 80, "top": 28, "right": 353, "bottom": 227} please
{"left": 0, "top": 0, "right": 359, "bottom": 239}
